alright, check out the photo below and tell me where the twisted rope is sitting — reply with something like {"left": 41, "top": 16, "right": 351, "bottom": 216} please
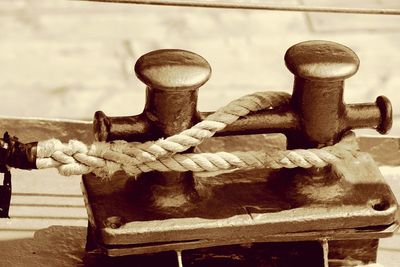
{"left": 36, "top": 132, "right": 358, "bottom": 178}
{"left": 124, "top": 91, "right": 291, "bottom": 164}
{"left": 35, "top": 91, "right": 358, "bottom": 178}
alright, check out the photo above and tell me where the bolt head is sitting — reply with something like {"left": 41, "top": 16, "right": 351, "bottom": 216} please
{"left": 105, "top": 216, "right": 123, "bottom": 229}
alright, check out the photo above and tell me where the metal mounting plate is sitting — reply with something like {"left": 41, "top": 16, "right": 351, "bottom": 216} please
{"left": 81, "top": 134, "right": 398, "bottom": 255}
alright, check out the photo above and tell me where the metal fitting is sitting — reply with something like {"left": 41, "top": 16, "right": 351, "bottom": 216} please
{"left": 105, "top": 216, "right": 123, "bottom": 229}
{"left": 285, "top": 40, "right": 391, "bottom": 148}
{"left": 91, "top": 41, "right": 392, "bottom": 208}
{"left": 94, "top": 41, "right": 391, "bottom": 150}
{"left": 94, "top": 49, "right": 211, "bottom": 142}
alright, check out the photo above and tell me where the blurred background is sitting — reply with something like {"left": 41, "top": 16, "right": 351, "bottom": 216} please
{"left": 0, "top": 0, "right": 399, "bottom": 266}
{"left": 0, "top": 0, "right": 399, "bottom": 136}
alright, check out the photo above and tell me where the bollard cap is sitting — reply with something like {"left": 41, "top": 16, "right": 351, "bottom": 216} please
{"left": 135, "top": 49, "right": 211, "bottom": 91}
{"left": 284, "top": 40, "right": 360, "bottom": 81}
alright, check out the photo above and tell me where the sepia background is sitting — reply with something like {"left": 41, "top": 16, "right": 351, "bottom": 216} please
{"left": 0, "top": 0, "right": 399, "bottom": 266}
{"left": 0, "top": 0, "right": 399, "bottom": 136}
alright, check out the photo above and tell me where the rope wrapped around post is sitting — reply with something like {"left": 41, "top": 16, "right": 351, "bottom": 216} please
{"left": 34, "top": 91, "right": 359, "bottom": 178}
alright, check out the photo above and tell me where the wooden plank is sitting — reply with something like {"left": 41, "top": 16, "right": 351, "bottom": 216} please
{"left": 0, "top": 231, "right": 36, "bottom": 241}
{"left": 0, "top": 117, "right": 93, "bottom": 143}
{"left": 11, "top": 194, "right": 85, "bottom": 207}
{"left": 9, "top": 206, "right": 87, "bottom": 219}
{"left": 358, "top": 136, "right": 400, "bottom": 166}
{"left": 0, "top": 218, "right": 87, "bottom": 241}
{"left": 0, "top": 217, "right": 87, "bottom": 230}
{"left": 11, "top": 169, "right": 82, "bottom": 196}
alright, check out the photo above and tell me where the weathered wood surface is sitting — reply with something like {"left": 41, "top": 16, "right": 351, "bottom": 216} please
{"left": 358, "top": 136, "right": 400, "bottom": 167}
{"left": 0, "top": 117, "right": 93, "bottom": 143}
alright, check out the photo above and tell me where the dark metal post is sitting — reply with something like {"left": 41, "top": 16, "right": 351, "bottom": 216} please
{"left": 133, "top": 49, "right": 211, "bottom": 211}
{"left": 284, "top": 40, "right": 391, "bottom": 148}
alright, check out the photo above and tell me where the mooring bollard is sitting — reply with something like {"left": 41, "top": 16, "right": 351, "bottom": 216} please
{"left": 95, "top": 49, "right": 212, "bottom": 210}
{"left": 95, "top": 41, "right": 391, "bottom": 150}
{"left": 0, "top": 40, "right": 397, "bottom": 265}
{"left": 90, "top": 41, "right": 392, "bottom": 211}
{"left": 284, "top": 40, "right": 391, "bottom": 148}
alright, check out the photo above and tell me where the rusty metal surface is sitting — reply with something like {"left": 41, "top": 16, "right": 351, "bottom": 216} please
{"left": 81, "top": 133, "right": 398, "bottom": 254}
{"left": 82, "top": 237, "right": 391, "bottom": 266}
{"left": 285, "top": 40, "right": 391, "bottom": 147}
{"left": 94, "top": 41, "right": 392, "bottom": 148}
{"left": 93, "top": 49, "right": 211, "bottom": 143}
{"left": 131, "top": 49, "right": 211, "bottom": 211}
{"left": 87, "top": 41, "right": 395, "bottom": 217}
{"left": 97, "top": 224, "right": 399, "bottom": 257}
{"left": 78, "top": 41, "right": 399, "bottom": 262}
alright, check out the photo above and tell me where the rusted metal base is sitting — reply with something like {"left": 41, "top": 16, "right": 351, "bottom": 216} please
{"left": 83, "top": 224, "right": 398, "bottom": 266}
{"left": 81, "top": 135, "right": 398, "bottom": 263}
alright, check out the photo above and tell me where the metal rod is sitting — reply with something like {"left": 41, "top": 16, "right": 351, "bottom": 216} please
{"left": 176, "top": 250, "right": 183, "bottom": 267}
{"left": 321, "top": 239, "right": 329, "bottom": 267}
{"left": 78, "top": 0, "right": 400, "bottom": 15}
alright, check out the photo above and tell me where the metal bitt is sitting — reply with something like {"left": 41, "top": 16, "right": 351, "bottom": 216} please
{"left": 92, "top": 40, "right": 391, "bottom": 209}
{"left": 94, "top": 49, "right": 210, "bottom": 142}
{"left": 96, "top": 49, "right": 211, "bottom": 210}
{"left": 284, "top": 40, "right": 392, "bottom": 148}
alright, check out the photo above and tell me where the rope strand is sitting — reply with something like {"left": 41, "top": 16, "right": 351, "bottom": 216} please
{"left": 35, "top": 91, "right": 359, "bottom": 178}
{"left": 36, "top": 132, "right": 358, "bottom": 178}
{"left": 129, "top": 91, "right": 291, "bottom": 164}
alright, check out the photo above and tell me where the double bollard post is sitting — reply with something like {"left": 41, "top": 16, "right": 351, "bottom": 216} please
{"left": 93, "top": 41, "right": 391, "bottom": 212}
